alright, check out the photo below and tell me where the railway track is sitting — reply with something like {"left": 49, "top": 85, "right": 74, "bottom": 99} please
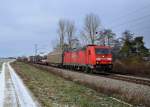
{"left": 106, "top": 74, "right": 150, "bottom": 86}
{"left": 61, "top": 67, "right": 150, "bottom": 87}
{"left": 33, "top": 63, "right": 150, "bottom": 87}
{"left": 95, "top": 71, "right": 150, "bottom": 86}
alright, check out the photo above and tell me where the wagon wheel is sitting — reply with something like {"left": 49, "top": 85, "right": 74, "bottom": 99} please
{"left": 90, "top": 69, "right": 94, "bottom": 74}
{"left": 84, "top": 66, "right": 90, "bottom": 73}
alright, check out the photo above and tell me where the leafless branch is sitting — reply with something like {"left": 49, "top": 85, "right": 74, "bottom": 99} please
{"left": 57, "top": 19, "right": 66, "bottom": 50}
{"left": 83, "top": 13, "right": 101, "bottom": 44}
{"left": 66, "top": 20, "right": 76, "bottom": 49}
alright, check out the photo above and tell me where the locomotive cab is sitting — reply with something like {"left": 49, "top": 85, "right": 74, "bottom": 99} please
{"left": 86, "top": 45, "right": 113, "bottom": 72}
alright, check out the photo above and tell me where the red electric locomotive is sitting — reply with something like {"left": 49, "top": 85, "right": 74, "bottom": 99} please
{"left": 63, "top": 45, "right": 113, "bottom": 72}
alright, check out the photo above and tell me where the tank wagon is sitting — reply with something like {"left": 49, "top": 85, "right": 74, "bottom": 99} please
{"left": 47, "top": 45, "right": 113, "bottom": 72}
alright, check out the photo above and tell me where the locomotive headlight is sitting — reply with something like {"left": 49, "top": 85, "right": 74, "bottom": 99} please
{"left": 107, "top": 58, "right": 112, "bottom": 61}
{"left": 96, "top": 58, "right": 101, "bottom": 61}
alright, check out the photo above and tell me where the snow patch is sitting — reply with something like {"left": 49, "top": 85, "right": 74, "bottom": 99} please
{"left": 8, "top": 62, "right": 39, "bottom": 107}
{"left": 109, "top": 97, "right": 133, "bottom": 107}
{"left": 0, "top": 63, "right": 5, "bottom": 107}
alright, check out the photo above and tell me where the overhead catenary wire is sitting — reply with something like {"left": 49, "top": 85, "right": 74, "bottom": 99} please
{"left": 112, "top": 25, "right": 150, "bottom": 39}
{"left": 109, "top": 13, "right": 150, "bottom": 29}
{"left": 109, "top": 3, "right": 150, "bottom": 27}
{"left": 111, "top": 17, "right": 150, "bottom": 31}
{"left": 131, "top": 26, "right": 150, "bottom": 32}
{"left": 100, "top": 4, "right": 150, "bottom": 41}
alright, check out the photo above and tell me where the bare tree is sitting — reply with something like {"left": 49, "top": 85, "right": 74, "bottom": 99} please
{"left": 82, "top": 13, "right": 101, "bottom": 45}
{"left": 104, "top": 29, "right": 116, "bottom": 46}
{"left": 66, "top": 20, "right": 76, "bottom": 49}
{"left": 96, "top": 29, "right": 116, "bottom": 46}
{"left": 57, "top": 19, "right": 66, "bottom": 51}
{"left": 122, "top": 30, "right": 134, "bottom": 42}
{"left": 97, "top": 32, "right": 105, "bottom": 46}
{"left": 80, "top": 31, "right": 89, "bottom": 46}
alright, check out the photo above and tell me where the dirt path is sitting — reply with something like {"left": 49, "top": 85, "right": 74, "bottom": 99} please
{"left": 0, "top": 62, "right": 40, "bottom": 107}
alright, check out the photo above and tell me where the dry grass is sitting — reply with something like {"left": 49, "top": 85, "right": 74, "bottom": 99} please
{"left": 11, "top": 61, "right": 130, "bottom": 107}
{"left": 120, "top": 89, "right": 150, "bottom": 107}
{"left": 29, "top": 63, "right": 150, "bottom": 107}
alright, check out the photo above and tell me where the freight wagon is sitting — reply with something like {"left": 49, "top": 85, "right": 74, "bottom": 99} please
{"left": 46, "top": 49, "right": 63, "bottom": 67}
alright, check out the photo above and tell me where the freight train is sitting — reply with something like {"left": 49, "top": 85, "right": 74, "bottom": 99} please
{"left": 19, "top": 45, "right": 113, "bottom": 73}
{"left": 46, "top": 45, "right": 113, "bottom": 73}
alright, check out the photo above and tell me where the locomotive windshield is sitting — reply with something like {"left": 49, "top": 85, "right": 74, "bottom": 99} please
{"left": 95, "top": 48, "right": 111, "bottom": 54}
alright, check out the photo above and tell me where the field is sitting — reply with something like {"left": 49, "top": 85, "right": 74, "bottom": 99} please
{"left": 11, "top": 61, "right": 130, "bottom": 107}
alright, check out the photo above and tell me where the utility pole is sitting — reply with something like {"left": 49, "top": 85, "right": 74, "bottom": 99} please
{"left": 34, "top": 44, "right": 38, "bottom": 62}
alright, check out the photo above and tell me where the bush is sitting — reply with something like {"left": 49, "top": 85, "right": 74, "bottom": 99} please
{"left": 113, "top": 57, "right": 150, "bottom": 77}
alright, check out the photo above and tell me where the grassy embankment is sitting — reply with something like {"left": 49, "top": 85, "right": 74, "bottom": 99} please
{"left": 11, "top": 61, "right": 130, "bottom": 107}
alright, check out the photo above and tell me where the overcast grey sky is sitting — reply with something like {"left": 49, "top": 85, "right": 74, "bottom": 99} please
{"left": 0, "top": 0, "right": 150, "bottom": 57}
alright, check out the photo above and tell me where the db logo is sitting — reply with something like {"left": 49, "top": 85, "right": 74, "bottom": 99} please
{"left": 72, "top": 53, "right": 77, "bottom": 58}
